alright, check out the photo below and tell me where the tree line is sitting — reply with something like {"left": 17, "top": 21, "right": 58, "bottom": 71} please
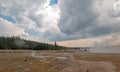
{"left": 0, "top": 36, "right": 66, "bottom": 50}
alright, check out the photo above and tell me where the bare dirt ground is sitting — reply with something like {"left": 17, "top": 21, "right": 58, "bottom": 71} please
{"left": 0, "top": 50, "right": 120, "bottom": 72}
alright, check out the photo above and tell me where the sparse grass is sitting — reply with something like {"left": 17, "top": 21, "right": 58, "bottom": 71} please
{"left": 0, "top": 50, "right": 33, "bottom": 53}
{"left": 74, "top": 52, "right": 120, "bottom": 72}
{"left": 0, "top": 50, "right": 60, "bottom": 72}
{"left": 0, "top": 50, "right": 120, "bottom": 72}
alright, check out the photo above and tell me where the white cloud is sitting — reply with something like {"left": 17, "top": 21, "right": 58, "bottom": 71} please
{"left": 0, "top": 17, "right": 50, "bottom": 43}
{"left": 0, "top": 0, "right": 63, "bottom": 41}
{"left": 0, "top": 0, "right": 120, "bottom": 44}
{"left": 0, "top": 18, "right": 28, "bottom": 37}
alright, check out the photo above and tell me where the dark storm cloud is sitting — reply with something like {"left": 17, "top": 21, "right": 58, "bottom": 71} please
{"left": 57, "top": 0, "right": 120, "bottom": 40}
{"left": 58, "top": 0, "right": 98, "bottom": 36}
{"left": 88, "top": 26, "right": 113, "bottom": 36}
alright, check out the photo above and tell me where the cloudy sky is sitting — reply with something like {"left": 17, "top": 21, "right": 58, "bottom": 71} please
{"left": 0, "top": 0, "right": 120, "bottom": 47}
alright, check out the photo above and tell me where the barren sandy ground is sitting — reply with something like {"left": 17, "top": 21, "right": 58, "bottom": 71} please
{"left": 0, "top": 50, "right": 119, "bottom": 72}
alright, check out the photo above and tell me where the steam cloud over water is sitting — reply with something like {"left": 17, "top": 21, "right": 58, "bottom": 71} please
{"left": 91, "top": 34, "right": 120, "bottom": 53}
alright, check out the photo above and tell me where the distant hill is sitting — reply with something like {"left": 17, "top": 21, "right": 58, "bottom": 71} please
{"left": 0, "top": 36, "right": 66, "bottom": 50}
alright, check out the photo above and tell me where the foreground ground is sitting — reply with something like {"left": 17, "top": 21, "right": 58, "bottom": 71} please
{"left": 0, "top": 50, "right": 120, "bottom": 72}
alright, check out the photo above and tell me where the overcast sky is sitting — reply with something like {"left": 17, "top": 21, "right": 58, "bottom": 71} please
{"left": 0, "top": 0, "right": 120, "bottom": 43}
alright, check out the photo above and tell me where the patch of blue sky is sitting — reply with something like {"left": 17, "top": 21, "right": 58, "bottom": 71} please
{"left": 25, "top": 30, "right": 39, "bottom": 36}
{"left": 0, "top": 14, "right": 16, "bottom": 24}
{"left": 0, "top": 6, "right": 16, "bottom": 24}
{"left": 49, "top": 0, "right": 58, "bottom": 5}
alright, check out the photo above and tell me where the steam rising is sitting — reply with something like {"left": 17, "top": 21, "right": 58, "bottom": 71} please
{"left": 91, "top": 34, "right": 120, "bottom": 53}
{"left": 14, "top": 39, "right": 26, "bottom": 47}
